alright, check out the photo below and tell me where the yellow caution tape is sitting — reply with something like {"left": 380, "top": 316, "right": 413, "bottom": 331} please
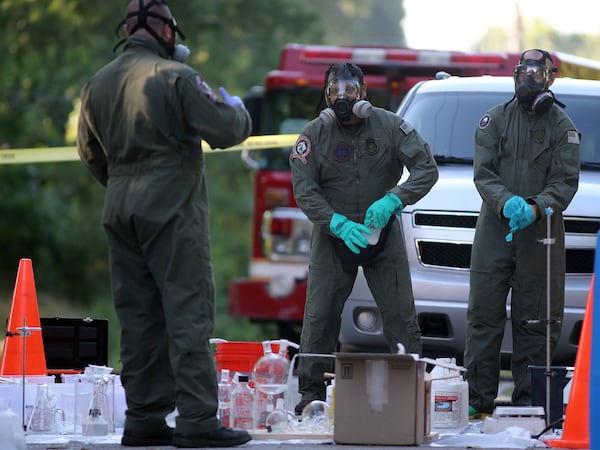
{"left": 0, "top": 134, "right": 300, "bottom": 165}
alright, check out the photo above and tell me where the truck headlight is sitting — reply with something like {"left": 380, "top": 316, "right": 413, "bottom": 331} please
{"left": 262, "top": 208, "right": 313, "bottom": 262}
{"left": 267, "top": 274, "right": 296, "bottom": 298}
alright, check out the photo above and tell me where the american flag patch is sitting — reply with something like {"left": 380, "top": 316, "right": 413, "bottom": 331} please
{"left": 399, "top": 121, "right": 414, "bottom": 135}
{"left": 567, "top": 130, "right": 579, "bottom": 144}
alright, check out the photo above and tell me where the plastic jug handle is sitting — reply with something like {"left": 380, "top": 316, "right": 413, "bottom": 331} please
{"left": 269, "top": 339, "right": 300, "bottom": 350}
{"left": 287, "top": 354, "right": 299, "bottom": 386}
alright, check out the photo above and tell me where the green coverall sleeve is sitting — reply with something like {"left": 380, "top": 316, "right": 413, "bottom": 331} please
{"left": 77, "top": 92, "right": 109, "bottom": 187}
{"left": 388, "top": 119, "right": 439, "bottom": 205}
{"left": 289, "top": 128, "right": 336, "bottom": 227}
{"left": 473, "top": 111, "right": 514, "bottom": 217}
{"left": 527, "top": 120, "right": 580, "bottom": 213}
{"left": 178, "top": 73, "right": 252, "bottom": 150}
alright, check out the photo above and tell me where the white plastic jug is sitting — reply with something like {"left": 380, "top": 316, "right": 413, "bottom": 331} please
{"left": 0, "top": 397, "right": 26, "bottom": 450}
{"left": 429, "top": 358, "right": 468, "bottom": 430}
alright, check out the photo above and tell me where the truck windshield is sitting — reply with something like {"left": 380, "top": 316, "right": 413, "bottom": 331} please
{"left": 257, "top": 87, "right": 391, "bottom": 170}
{"left": 401, "top": 91, "right": 600, "bottom": 168}
{"left": 400, "top": 92, "right": 507, "bottom": 162}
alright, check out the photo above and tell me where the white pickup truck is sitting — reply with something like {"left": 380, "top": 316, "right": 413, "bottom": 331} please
{"left": 339, "top": 76, "right": 600, "bottom": 367}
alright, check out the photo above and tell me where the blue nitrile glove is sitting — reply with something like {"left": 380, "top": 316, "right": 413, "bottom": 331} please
{"left": 364, "top": 193, "right": 403, "bottom": 229}
{"left": 218, "top": 87, "right": 244, "bottom": 107}
{"left": 330, "top": 213, "right": 371, "bottom": 254}
{"left": 503, "top": 196, "right": 535, "bottom": 242}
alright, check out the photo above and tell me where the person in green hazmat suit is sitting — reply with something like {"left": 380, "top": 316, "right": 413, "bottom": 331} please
{"left": 464, "top": 49, "right": 580, "bottom": 417}
{"left": 289, "top": 62, "right": 439, "bottom": 415}
{"left": 76, "top": 1, "right": 252, "bottom": 447}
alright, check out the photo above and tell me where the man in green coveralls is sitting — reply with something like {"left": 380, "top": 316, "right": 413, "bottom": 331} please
{"left": 464, "top": 49, "right": 580, "bottom": 417}
{"left": 77, "top": 0, "right": 252, "bottom": 447}
{"left": 289, "top": 62, "right": 439, "bottom": 414}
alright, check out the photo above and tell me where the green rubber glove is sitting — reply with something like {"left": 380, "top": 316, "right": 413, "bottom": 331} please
{"left": 365, "top": 193, "right": 403, "bottom": 229}
{"left": 330, "top": 213, "right": 371, "bottom": 254}
{"left": 503, "top": 195, "right": 528, "bottom": 220}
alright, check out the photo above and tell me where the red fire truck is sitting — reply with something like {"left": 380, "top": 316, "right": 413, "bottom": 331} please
{"left": 228, "top": 43, "right": 600, "bottom": 343}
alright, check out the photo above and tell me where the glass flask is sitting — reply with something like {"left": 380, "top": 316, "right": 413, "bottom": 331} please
{"left": 252, "top": 340, "right": 290, "bottom": 428}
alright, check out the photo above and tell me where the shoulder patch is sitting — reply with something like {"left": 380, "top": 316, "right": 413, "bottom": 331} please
{"left": 567, "top": 130, "right": 580, "bottom": 144}
{"left": 195, "top": 75, "right": 217, "bottom": 102}
{"left": 290, "top": 135, "right": 312, "bottom": 164}
{"left": 399, "top": 120, "right": 414, "bottom": 135}
{"left": 479, "top": 113, "right": 491, "bottom": 129}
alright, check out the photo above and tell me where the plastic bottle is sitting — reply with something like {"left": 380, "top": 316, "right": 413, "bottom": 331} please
{"left": 563, "top": 370, "right": 573, "bottom": 422}
{"left": 325, "top": 377, "right": 335, "bottom": 425}
{"left": 217, "top": 369, "right": 232, "bottom": 427}
{"left": 429, "top": 358, "right": 468, "bottom": 430}
{"left": 0, "top": 398, "right": 26, "bottom": 450}
{"left": 231, "top": 375, "right": 254, "bottom": 430}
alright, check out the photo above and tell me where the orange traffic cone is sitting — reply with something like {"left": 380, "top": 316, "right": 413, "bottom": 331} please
{"left": 545, "top": 274, "right": 594, "bottom": 449}
{"left": 0, "top": 258, "right": 47, "bottom": 375}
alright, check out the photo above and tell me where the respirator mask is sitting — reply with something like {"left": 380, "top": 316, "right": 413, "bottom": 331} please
{"left": 320, "top": 76, "right": 372, "bottom": 124}
{"left": 172, "top": 44, "right": 190, "bottom": 62}
{"left": 514, "top": 61, "right": 555, "bottom": 114}
{"left": 113, "top": 0, "right": 189, "bottom": 62}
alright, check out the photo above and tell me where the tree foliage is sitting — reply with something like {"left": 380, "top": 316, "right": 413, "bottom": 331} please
{"left": 475, "top": 17, "right": 600, "bottom": 60}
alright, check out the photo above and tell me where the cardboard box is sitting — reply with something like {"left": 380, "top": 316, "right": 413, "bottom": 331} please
{"left": 334, "top": 353, "right": 427, "bottom": 445}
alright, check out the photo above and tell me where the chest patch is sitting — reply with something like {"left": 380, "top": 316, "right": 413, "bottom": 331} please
{"left": 333, "top": 142, "right": 351, "bottom": 162}
{"left": 291, "top": 135, "right": 312, "bottom": 164}
{"left": 533, "top": 128, "right": 545, "bottom": 144}
{"left": 366, "top": 137, "right": 378, "bottom": 155}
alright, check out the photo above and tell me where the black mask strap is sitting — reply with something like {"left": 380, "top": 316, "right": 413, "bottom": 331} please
{"left": 113, "top": 0, "right": 186, "bottom": 53}
{"left": 548, "top": 90, "right": 566, "bottom": 109}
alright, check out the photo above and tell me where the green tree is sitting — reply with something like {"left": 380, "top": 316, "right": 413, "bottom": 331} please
{"left": 475, "top": 17, "right": 600, "bottom": 61}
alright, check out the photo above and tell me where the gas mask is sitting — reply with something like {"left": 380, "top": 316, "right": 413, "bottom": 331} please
{"left": 113, "top": 0, "right": 188, "bottom": 62}
{"left": 320, "top": 77, "right": 372, "bottom": 124}
{"left": 514, "top": 62, "right": 554, "bottom": 114}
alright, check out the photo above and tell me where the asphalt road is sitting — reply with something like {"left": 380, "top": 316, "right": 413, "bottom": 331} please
{"left": 23, "top": 418, "right": 555, "bottom": 450}
{"left": 20, "top": 373, "right": 543, "bottom": 449}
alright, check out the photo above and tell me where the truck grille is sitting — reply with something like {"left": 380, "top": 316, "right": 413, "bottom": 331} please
{"left": 414, "top": 212, "right": 600, "bottom": 274}
{"left": 414, "top": 213, "right": 478, "bottom": 228}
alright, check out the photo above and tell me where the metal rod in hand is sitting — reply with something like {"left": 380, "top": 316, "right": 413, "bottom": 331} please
{"left": 540, "top": 207, "right": 555, "bottom": 427}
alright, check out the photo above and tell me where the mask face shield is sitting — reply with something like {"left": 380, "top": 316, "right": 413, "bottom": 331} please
{"left": 325, "top": 77, "right": 363, "bottom": 122}
{"left": 326, "top": 77, "right": 362, "bottom": 103}
{"left": 514, "top": 63, "right": 551, "bottom": 86}
{"left": 513, "top": 50, "right": 560, "bottom": 114}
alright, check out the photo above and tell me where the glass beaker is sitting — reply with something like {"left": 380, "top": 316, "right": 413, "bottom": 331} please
{"left": 27, "top": 384, "right": 64, "bottom": 434}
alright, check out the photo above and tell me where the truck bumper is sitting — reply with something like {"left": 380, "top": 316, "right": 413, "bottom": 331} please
{"left": 228, "top": 278, "right": 307, "bottom": 322}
